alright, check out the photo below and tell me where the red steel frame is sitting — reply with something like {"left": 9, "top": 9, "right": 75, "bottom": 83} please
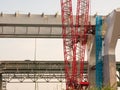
{"left": 61, "top": 0, "right": 90, "bottom": 89}
{"left": 76, "top": 0, "right": 90, "bottom": 89}
{"left": 61, "top": 0, "right": 77, "bottom": 90}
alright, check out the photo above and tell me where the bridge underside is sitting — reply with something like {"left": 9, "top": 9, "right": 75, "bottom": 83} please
{"left": 0, "top": 61, "right": 89, "bottom": 83}
{"left": 0, "top": 61, "right": 119, "bottom": 83}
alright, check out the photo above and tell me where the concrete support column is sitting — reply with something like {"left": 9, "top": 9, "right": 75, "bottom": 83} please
{"left": 102, "top": 9, "right": 120, "bottom": 89}
{"left": 88, "top": 65, "right": 96, "bottom": 88}
{"left": 88, "top": 37, "right": 96, "bottom": 88}
{"left": 103, "top": 55, "right": 117, "bottom": 89}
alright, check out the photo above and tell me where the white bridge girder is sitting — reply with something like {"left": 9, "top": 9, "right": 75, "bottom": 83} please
{"left": 0, "top": 13, "right": 95, "bottom": 38}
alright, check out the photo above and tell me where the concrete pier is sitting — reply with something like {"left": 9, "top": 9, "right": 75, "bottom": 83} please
{"left": 103, "top": 9, "right": 120, "bottom": 89}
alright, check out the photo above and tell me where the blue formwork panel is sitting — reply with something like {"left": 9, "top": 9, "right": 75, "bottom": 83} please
{"left": 95, "top": 16, "right": 103, "bottom": 89}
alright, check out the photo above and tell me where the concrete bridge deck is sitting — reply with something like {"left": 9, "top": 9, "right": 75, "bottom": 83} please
{"left": 0, "top": 14, "right": 95, "bottom": 38}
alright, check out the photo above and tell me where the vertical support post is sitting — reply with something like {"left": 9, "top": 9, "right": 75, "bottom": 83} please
{"left": 103, "top": 55, "right": 117, "bottom": 89}
{"left": 103, "top": 10, "right": 119, "bottom": 89}
{"left": 88, "top": 38, "right": 96, "bottom": 88}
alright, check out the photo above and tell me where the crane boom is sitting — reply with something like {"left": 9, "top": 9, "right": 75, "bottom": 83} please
{"left": 61, "top": 0, "right": 90, "bottom": 89}
{"left": 75, "top": 0, "right": 90, "bottom": 89}
{"left": 61, "top": 0, "right": 77, "bottom": 89}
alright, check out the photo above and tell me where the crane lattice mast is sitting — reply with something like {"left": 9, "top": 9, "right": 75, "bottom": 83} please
{"left": 61, "top": 0, "right": 77, "bottom": 90}
{"left": 61, "top": 0, "right": 90, "bottom": 89}
{"left": 75, "top": 0, "right": 90, "bottom": 84}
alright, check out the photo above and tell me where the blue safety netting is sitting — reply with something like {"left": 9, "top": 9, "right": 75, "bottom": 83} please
{"left": 95, "top": 16, "right": 103, "bottom": 89}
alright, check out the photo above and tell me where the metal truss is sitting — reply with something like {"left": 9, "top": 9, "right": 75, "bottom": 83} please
{"left": 0, "top": 61, "right": 65, "bottom": 83}
{"left": 0, "top": 61, "right": 88, "bottom": 83}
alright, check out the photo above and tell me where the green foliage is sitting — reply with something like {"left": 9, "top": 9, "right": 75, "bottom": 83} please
{"left": 90, "top": 85, "right": 114, "bottom": 90}
{"left": 101, "top": 86, "right": 114, "bottom": 90}
{"left": 90, "top": 87, "right": 98, "bottom": 90}
{"left": 90, "top": 83, "right": 117, "bottom": 90}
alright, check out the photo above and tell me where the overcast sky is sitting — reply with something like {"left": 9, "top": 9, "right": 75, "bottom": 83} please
{"left": 0, "top": 0, "right": 120, "bottom": 15}
{"left": 0, "top": 0, "right": 120, "bottom": 90}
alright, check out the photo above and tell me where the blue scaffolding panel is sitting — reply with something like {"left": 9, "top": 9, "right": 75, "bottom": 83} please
{"left": 95, "top": 16, "right": 103, "bottom": 89}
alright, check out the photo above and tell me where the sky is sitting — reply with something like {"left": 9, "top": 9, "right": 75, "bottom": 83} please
{"left": 0, "top": 0, "right": 120, "bottom": 90}
{"left": 0, "top": 38, "right": 64, "bottom": 60}
{"left": 0, "top": 0, "right": 120, "bottom": 15}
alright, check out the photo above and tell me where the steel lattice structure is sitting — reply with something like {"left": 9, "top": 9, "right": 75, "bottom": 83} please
{"left": 61, "top": 0, "right": 90, "bottom": 90}
{"left": 61, "top": 0, "right": 77, "bottom": 89}
{"left": 75, "top": 0, "right": 90, "bottom": 89}
{"left": 1, "top": 61, "right": 65, "bottom": 83}
{"left": 0, "top": 61, "right": 88, "bottom": 83}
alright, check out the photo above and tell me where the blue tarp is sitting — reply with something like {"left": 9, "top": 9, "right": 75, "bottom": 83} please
{"left": 95, "top": 16, "right": 103, "bottom": 89}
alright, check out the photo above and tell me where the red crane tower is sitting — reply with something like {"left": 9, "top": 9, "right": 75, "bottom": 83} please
{"left": 75, "top": 0, "right": 90, "bottom": 89}
{"left": 61, "top": 0, "right": 77, "bottom": 89}
{"left": 61, "top": 0, "right": 90, "bottom": 89}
